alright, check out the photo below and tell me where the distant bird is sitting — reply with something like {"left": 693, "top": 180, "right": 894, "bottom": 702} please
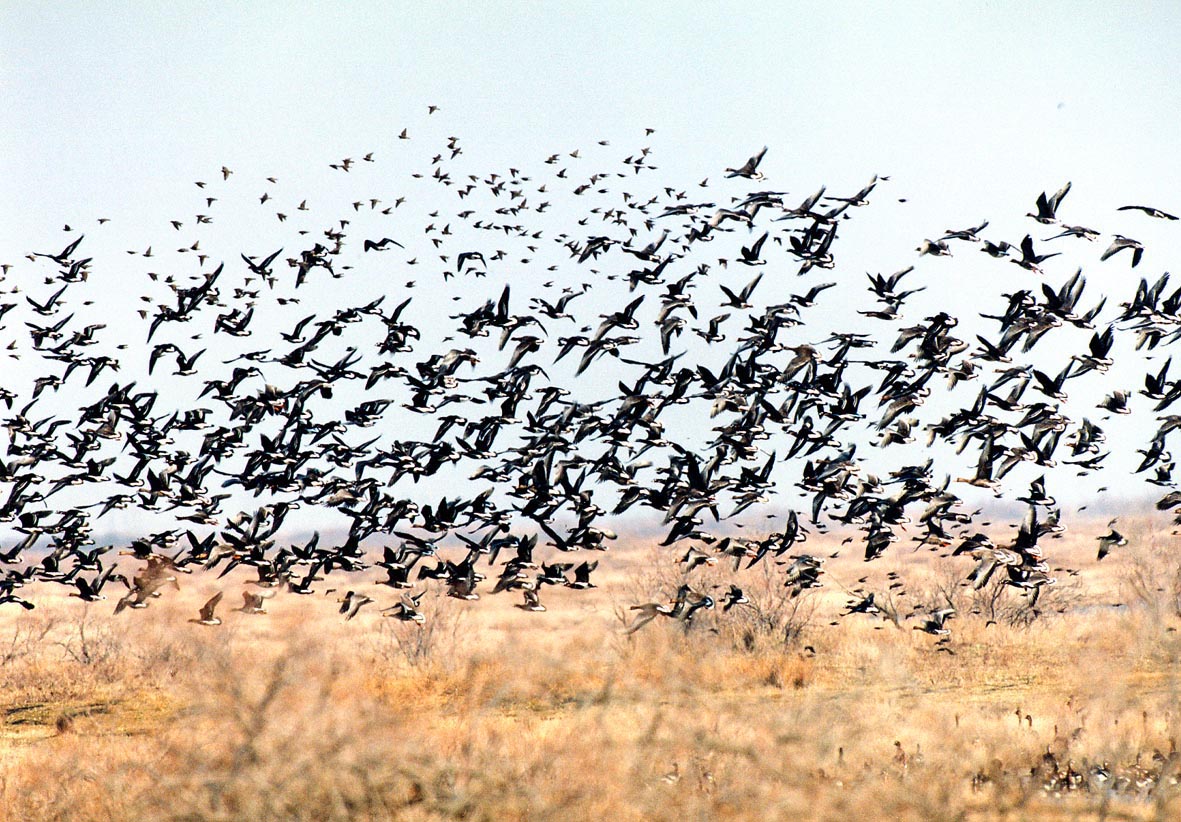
{"left": 0, "top": 593, "right": 34, "bottom": 610}
{"left": 1100, "top": 235, "right": 1144, "bottom": 267}
{"left": 339, "top": 590, "right": 373, "bottom": 620}
{"left": 567, "top": 561, "right": 598, "bottom": 589}
{"left": 364, "top": 237, "right": 405, "bottom": 252}
{"left": 917, "top": 239, "right": 951, "bottom": 257}
{"left": 515, "top": 588, "right": 545, "bottom": 612}
{"left": 236, "top": 590, "right": 273, "bottom": 615}
{"left": 189, "top": 591, "right": 224, "bottom": 625}
{"left": 1027, "top": 182, "right": 1071, "bottom": 224}
{"left": 383, "top": 592, "right": 426, "bottom": 623}
{"left": 738, "top": 233, "right": 769, "bottom": 266}
{"left": 915, "top": 607, "right": 955, "bottom": 635}
{"left": 628, "top": 601, "right": 676, "bottom": 633}
{"left": 720, "top": 272, "right": 763, "bottom": 308}
{"left": 725, "top": 147, "right": 768, "bottom": 180}
{"left": 1118, "top": 205, "right": 1177, "bottom": 221}
{"left": 842, "top": 592, "right": 882, "bottom": 617}
{"left": 1096, "top": 524, "right": 1128, "bottom": 561}
{"left": 980, "top": 239, "right": 1013, "bottom": 258}
{"left": 1012, "top": 234, "right": 1061, "bottom": 273}
{"left": 722, "top": 585, "right": 749, "bottom": 612}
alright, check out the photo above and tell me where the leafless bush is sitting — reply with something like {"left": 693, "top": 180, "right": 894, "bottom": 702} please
{"left": 147, "top": 639, "right": 424, "bottom": 821}
{"left": 718, "top": 561, "right": 819, "bottom": 651}
{"left": 1122, "top": 527, "right": 1181, "bottom": 620}
{"left": 369, "top": 588, "right": 467, "bottom": 667}
{"left": 0, "top": 612, "right": 58, "bottom": 668}
{"left": 56, "top": 606, "right": 126, "bottom": 672}
{"left": 922, "top": 560, "right": 1087, "bottom": 628}
{"left": 614, "top": 543, "right": 818, "bottom": 650}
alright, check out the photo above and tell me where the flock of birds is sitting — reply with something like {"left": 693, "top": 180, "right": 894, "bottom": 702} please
{"left": 2, "top": 109, "right": 1180, "bottom": 638}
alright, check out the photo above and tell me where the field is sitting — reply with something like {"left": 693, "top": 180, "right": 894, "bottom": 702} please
{"left": 2, "top": 516, "right": 1181, "bottom": 821}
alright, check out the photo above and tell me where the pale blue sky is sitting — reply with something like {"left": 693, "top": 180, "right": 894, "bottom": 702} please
{"left": 6, "top": 2, "right": 1180, "bottom": 250}
{"left": 3, "top": 2, "right": 1181, "bottom": 528}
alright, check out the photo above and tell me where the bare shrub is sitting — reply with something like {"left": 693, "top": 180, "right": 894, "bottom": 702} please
{"left": 0, "top": 611, "right": 58, "bottom": 669}
{"left": 717, "top": 561, "right": 819, "bottom": 651}
{"left": 614, "top": 543, "right": 818, "bottom": 650}
{"left": 369, "top": 588, "right": 467, "bottom": 668}
{"left": 1121, "top": 525, "right": 1181, "bottom": 620}
{"left": 919, "top": 559, "right": 1088, "bottom": 629}
{"left": 145, "top": 639, "right": 421, "bottom": 821}
{"left": 56, "top": 606, "right": 126, "bottom": 673}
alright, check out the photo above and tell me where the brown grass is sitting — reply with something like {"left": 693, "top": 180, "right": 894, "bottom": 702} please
{"left": 1, "top": 516, "right": 1180, "bottom": 820}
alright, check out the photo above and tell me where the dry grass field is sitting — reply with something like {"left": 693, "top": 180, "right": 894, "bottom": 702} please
{"left": 2, "top": 515, "right": 1181, "bottom": 821}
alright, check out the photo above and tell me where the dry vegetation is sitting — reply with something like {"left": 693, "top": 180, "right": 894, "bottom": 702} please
{"left": 2, "top": 516, "right": 1181, "bottom": 821}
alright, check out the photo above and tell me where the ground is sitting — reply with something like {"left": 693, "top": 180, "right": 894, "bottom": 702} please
{"left": 1, "top": 515, "right": 1180, "bottom": 821}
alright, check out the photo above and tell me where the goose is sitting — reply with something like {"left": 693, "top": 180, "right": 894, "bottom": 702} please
{"left": 383, "top": 592, "right": 426, "bottom": 623}
{"left": 842, "top": 592, "right": 881, "bottom": 617}
{"left": 338, "top": 590, "right": 373, "bottom": 620}
{"left": 722, "top": 585, "right": 750, "bottom": 611}
{"left": 1045, "top": 224, "right": 1100, "bottom": 242}
{"left": 915, "top": 607, "right": 955, "bottom": 635}
{"left": 0, "top": 592, "right": 34, "bottom": 610}
{"left": 235, "top": 590, "right": 274, "bottom": 615}
{"left": 1012, "top": 234, "right": 1061, "bottom": 273}
{"left": 738, "top": 232, "right": 769, "bottom": 266}
{"left": 679, "top": 545, "right": 717, "bottom": 571}
{"left": 720, "top": 272, "right": 763, "bottom": 308}
{"left": 627, "top": 585, "right": 694, "bottom": 632}
{"left": 515, "top": 588, "right": 545, "bottom": 612}
{"left": 567, "top": 561, "right": 598, "bottom": 589}
{"left": 724, "top": 146, "right": 768, "bottom": 180}
{"left": 627, "top": 601, "right": 676, "bottom": 633}
{"left": 1096, "top": 522, "right": 1128, "bottom": 560}
{"left": 679, "top": 594, "right": 715, "bottom": 624}
{"left": 1117, "top": 204, "right": 1177, "bottom": 220}
{"left": 189, "top": 591, "right": 224, "bottom": 626}
{"left": 1027, "top": 182, "right": 1071, "bottom": 224}
{"left": 1100, "top": 235, "right": 1144, "bottom": 267}
{"left": 916, "top": 239, "right": 951, "bottom": 257}
{"left": 980, "top": 239, "right": 1013, "bottom": 257}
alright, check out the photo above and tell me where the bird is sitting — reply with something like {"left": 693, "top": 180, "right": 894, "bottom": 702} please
{"left": 364, "top": 237, "right": 405, "bottom": 252}
{"left": 1012, "top": 234, "right": 1061, "bottom": 273}
{"left": 338, "top": 590, "right": 373, "bottom": 620}
{"left": 567, "top": 561, "right": 598, "bottom": 589}
{"left": 722, "top": 585, "right": 749, "bottom": 611}
{"left": 1027, "top": 182, "right": 1071, "bottom": 223}
{"left": 1096, "top": 523, "right": 1128, "bottom": 561}
{"left": 236, "top": 590, "right": 273, "bottom": 615}
{"left": 1118, "top": 205, "right": 1177, "bottom": 220}
{"left": 738, "top": 233, "right": 769, "bottom": 266}
{"left": 1101, "top": 235, "right": 1144, "bottom": 267}
{"left": 725, "top": 147, "right": 768, "bottom": 180}
{"left": 189, "top": 591, "right": 224, "bottom": 625}
{"left": 915, "top": 607, "right": 955, "bottom": 635}
{"left": 515, "top": 588, "right": 545, "bottom": 612}
{"left": 384, "top": 592, "right": 427, "bottom": 623}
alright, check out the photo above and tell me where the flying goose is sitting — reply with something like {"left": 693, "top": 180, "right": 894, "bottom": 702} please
{"left": 1117, "top": 204, "right": 1177, "bottom": 220}
{"left": 189, "top": 591, "right": 224, "bottom": 626}
{"left": 914, "top": 607, "right": 955, "bottom": 635}
{"left": 235, "top": 589, "right": 274, "bottom": 614}
{"left": 1027, "top": 182, "right": 1071, "bottom": 224}
{"left": 725, "top": 147, "right": 768, "bottom": 180}
{"left": 1100, "top": 235, "right": 1144, "bottom": 267}
{"left": 338, "top": 590, "right": 373, "bottom": 620}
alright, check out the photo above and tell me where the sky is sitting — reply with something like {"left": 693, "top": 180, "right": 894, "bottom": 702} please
{"left": 5, "top": 3, "right": 1181, "bottom": 317}
{"left": 2, "top": 2, "right": 1181, "bottom": 538}
{"left": 6, "top": 2, "right": 1181, "bottom": 245}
